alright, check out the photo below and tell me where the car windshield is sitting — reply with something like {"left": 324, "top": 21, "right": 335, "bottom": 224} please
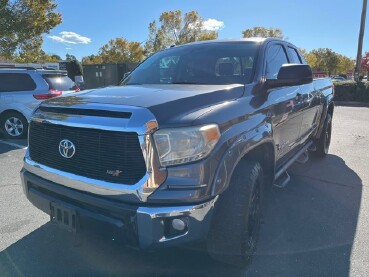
{"left": 43, "top": 74, "right": 76, "bottom": 91}
{"left": 122, "top": 42, "right": 259, "bottom": 85}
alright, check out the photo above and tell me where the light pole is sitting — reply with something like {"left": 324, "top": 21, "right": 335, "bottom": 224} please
{"left": 355, "top": 0, "right": 368, "bottom": 80}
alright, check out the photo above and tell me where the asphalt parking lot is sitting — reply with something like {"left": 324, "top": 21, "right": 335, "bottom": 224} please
{"left": 0, "top": 106, "right": 368, "bottom": 276}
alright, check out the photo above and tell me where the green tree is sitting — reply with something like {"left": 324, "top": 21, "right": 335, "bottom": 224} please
{"left": 336, "top": 54, "right": 355, "bottom": 75}
{"left": 66, "top": 54, "right": 77, "bottom": 61}
{"left": 144, "top": 10, "right": 218, "bottom": 55}
{"left": 301, "top": 48, "right": 354, "bottom": 75}
{"left": 309, "top": 48, "right": 340, "bottom": 75}
{"left": 0, "top": 0, "right": 62, "bottom": 60}
{"left": 98, "top": 38, "right": 144, "bottom": 63}
{"left": 242, "top": 27, "right": 285, "bottom": 39}
{"left": 82, "top": 54, "right": 103, "bottom": 65}
{"left": 81, "top": 38, "right": 144, "bottom": 64}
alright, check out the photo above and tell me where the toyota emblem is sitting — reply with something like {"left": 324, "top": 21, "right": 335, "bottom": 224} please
{"left": 59, "top": 139, "right": 76, "bottom": 159}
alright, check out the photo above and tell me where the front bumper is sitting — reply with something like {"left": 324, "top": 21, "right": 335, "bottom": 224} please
{"left": 21, "top": 169, "right": 217, "bottom": 249}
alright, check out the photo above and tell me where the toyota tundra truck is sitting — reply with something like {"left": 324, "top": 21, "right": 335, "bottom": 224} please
{"left": 21, "top": 38, "right": 334, "bottom": 266}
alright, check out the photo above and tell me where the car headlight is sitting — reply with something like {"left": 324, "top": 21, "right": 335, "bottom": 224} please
{"left": 153, "top": 124, "right": 220, "bottom": 167}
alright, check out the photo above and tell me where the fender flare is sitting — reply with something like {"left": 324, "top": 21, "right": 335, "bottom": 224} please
{"left": 316, "top": 95, "right": 334, "bottom": 139}
{"left": 211, "top": 122, "right": 275, "bottom": 196}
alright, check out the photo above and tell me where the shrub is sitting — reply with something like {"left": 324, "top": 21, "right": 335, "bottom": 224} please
{"left": 333, "top": 80, "right": 369, "bottom": 102}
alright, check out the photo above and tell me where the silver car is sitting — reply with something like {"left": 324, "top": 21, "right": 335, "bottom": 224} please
{"left": 0, "top": 67, "right": 78, "bottom": 138}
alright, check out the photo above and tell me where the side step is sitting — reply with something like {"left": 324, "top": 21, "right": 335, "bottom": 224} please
{"left": 308, "top": 143, "right": 317, "bottom": 152}
{"left": 274, "top": 171, "right": 290, "bottom": 188}
{"left": 296, "top": 150, "right": 309, "bottom": 164}
{"left": 273, "top": 141, "right": 313, "bottom": 189}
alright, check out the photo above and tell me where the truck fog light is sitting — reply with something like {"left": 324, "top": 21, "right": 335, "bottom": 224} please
{"left": 172, "top": 218, "right": 187, "bottom": 231}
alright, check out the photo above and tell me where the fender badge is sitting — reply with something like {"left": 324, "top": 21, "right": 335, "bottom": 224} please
{"left": 106, "top": 170, "right": 122, "bottom": 177}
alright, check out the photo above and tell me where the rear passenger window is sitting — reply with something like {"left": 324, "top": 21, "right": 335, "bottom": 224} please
{"left": 0, "top": 73, "right": 36, "bottom": 92}
{"left": 288, "top": 47, "right": 302, "bottom": 64}
{"left": 266, "top": 45, "right": 288, "bottom": 79}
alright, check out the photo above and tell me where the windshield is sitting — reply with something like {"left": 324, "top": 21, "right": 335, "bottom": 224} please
{"left": 122, "top": 42, "right": 258, "bottom": 85}
{"left": 43, "top": 74, "right": 76, "bottom": 91}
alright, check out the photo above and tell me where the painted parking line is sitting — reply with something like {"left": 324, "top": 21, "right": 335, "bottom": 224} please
{"left": 0, "top": 140, "right": 27, "bottom": 149}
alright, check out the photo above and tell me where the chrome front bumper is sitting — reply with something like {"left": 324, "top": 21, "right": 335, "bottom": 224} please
{"left": 21, "top": 169, "right": 217, "bottom": 249}
{"left": 137, "top": 197, "right": 218, "bottom": 248}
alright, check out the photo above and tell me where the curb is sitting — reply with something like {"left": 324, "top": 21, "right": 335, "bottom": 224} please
{"left": 335, "top": 101, "right": 369, "bottom": 107}
{"left": 0, "top": 140, "right": 27, "bottom": 149}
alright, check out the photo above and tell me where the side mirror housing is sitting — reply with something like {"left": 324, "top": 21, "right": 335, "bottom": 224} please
{"left": 266, "top": 64, "right": 313, "bottom": 88}
{"left": 123, "top": 71, "right": 131, "bottom": 79}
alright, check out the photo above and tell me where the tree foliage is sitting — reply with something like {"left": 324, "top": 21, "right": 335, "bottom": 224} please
{"left": 242, "top": 27, "right": 284, "bottom": 39}
{"left": 0, "top": 0, "right": 62, "bottom": 60}
{"left": 144, "top": 10, "right": 218, "bottom": 55}
{"left": 361, "top": 52, "right": 369, "bottom": 75}
{"left": 82, "top": 38, "right": 144, "bottom": 64}
{"left": 301, "top": 48, "right": 355, "bottom": 75}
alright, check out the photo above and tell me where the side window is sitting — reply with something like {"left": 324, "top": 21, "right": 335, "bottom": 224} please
{"left": 288, "top": 47, "right": 302, "bottom": 64}
{"left": 0, "top": 73, "right": 36, "bottom": 92}
{"left": 266, "top": 45, "right": 288, "bottom": 79}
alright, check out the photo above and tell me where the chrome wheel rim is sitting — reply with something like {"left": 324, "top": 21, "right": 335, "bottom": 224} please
{"left": 4, "top": 117, "right": 24, "bottom": 137}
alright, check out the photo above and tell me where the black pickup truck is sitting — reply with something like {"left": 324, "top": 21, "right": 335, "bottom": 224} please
{"left": 21, "top": 38, "right": 334, "bottom": 266}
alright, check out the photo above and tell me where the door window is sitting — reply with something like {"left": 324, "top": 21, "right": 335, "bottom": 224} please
{"left": 266, "top": 45, "right": 288, "bottom": 79}
{"left": 288, "top": 47, "right": 303, "bottom": 64}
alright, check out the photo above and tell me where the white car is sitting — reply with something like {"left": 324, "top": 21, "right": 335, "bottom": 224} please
{"left": 0, "top": 67, "right": 79, "bottom": 138}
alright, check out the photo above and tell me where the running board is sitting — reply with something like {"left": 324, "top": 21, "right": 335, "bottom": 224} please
{"left": 274, "top": 141, "right": 313, "bottom": 188}
{"left": 274, "top": 171, "right": 290, "bottom": 188}
{"left": 308, "top": 143, "right": 317, "bottom": 152}
{"left": 296, "top": 150, "right": 309, "bottom": 164}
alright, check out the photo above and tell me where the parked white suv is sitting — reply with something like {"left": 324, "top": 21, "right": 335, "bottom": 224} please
{"left": 0, "top": 67, "right": 79, "bottom": 138}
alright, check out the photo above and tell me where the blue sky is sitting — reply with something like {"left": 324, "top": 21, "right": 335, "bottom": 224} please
{"left": 42, "top": 0, "right": 369, "bottom": 60}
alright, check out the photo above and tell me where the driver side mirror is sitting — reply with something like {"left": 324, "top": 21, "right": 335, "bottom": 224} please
{"left": 123, "top": 71, "right": 131, "bottom": 79}
{"left": 266, "top": 64, "right": 313, "bottom": 88}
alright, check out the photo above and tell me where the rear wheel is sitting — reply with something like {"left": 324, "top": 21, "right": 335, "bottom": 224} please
{"left": 312, "top": 113, "right": 332, "bottom": 158}
{"left": 0, "top": 112, "right": 28, "bottom": 139}
{"left": 206, "top": 160, "right": 263, "bottom": 267}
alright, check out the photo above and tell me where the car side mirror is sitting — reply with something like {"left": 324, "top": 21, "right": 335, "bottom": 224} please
{"left": 123, "top": 72, "right": 131, "bottom": 79}
{"left": 266, "top": 64, "right": 313, "bottom": 88}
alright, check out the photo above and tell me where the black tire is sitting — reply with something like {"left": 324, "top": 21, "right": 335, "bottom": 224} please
{"left": 206, "top": 160, "right": 263, "bottom": 267}
{"left": 312, "top": 113, "right": 332, "bottom": 158}
{"left": 0, "top": 112, "right": 28, "bottom": 139}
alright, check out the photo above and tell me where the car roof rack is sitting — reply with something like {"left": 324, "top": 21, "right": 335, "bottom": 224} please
{"left": 0, "top": 66, "right": 36, "bottom": 70}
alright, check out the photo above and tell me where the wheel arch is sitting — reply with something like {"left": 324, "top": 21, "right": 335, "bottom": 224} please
{"left": 0, "top": 109, "right": 27, "bottom": 119}
{"left": 211, "top": 125, "right": 276, "bottom": 196}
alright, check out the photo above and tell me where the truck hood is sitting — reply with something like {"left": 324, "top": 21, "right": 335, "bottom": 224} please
{"left": 45, "top": 84, "right": 245, "bottom": 125}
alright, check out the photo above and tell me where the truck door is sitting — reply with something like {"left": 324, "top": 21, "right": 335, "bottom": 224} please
{"left": 265, "top": 43, "right": 304, "bottom": 162}
{"left": 286, "top": 46, "right": 320, "bottom": 144}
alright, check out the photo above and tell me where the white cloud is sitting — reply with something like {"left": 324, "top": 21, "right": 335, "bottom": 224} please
{"left": 65, "top": 47, "right": 72, "bottom": 50}
{"left": 202, "top": 19, "right": 224, "bottom": 31}
{"left": 48, "top": 31, "right": 91, "bottom": 45}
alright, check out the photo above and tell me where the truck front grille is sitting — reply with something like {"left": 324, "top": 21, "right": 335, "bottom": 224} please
{"left": 29, "top": 122, "right": 146, "bottom": 185}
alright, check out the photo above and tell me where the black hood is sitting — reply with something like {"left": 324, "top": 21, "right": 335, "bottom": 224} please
{"left": 45, "top": 84, "right": 245, "bottom": 125}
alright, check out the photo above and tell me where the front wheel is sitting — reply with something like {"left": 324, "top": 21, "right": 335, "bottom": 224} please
{"left": 206, "top": 160, "right": 263, "bottom": 267}
{"left": 0, "top": 112, "right": 28, "bottom": 139}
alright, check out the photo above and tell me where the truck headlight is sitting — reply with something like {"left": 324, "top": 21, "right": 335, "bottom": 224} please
{"left": 153, "top": 124, "right": 220, "bottom": 167}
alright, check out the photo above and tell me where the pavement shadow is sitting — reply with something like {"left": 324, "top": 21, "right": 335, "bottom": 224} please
{"left": 0, "top": 154, "right": 362, "bottom": 276}
{"left": 249, "top": 154, "right": 362, "bottom": 276}
{"left": 0, "top": 139, "right": 27, "bottom": 155}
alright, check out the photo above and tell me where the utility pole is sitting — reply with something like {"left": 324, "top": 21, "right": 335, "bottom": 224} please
{"left": 355, "top": 0, "right": 368, "bottom": 80}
